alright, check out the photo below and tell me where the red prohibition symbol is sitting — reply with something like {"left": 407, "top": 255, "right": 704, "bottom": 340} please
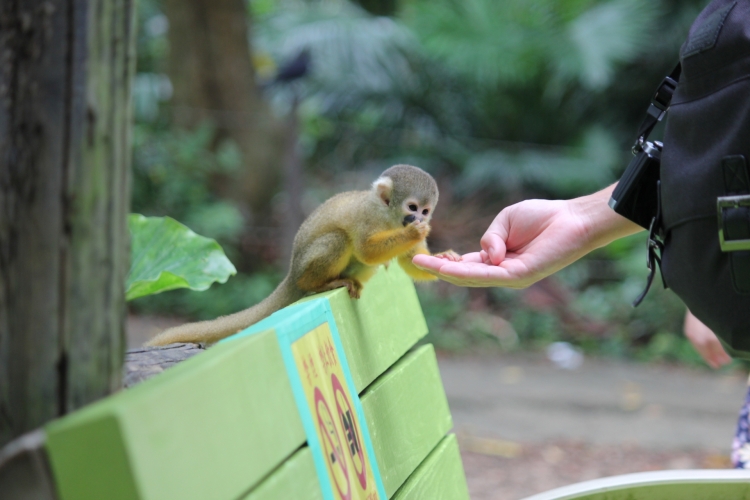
{"left": 315, "top": 387, "right": 351, "bottom": 500}
{"left": 331, "top": 373, "right": 368, "bottom": 490}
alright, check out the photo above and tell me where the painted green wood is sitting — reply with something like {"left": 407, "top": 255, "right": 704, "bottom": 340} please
{"left": 45, "top": 331, "right": 304, "bottom": 500}
{"left": 361, "top": 344, "right": 453, "bottom": 498}
{"left": 392, "top": 434, "right": 469, "bottom": 500}
{"left": 299, "top": 263, "right": 429, "bottom": 392}
{"left": 241, "top": 447, "right": 322, "bottom": 500}
{"left": 569, "top": 484, "right": 750, "bottom": 500}
{"left": 43, "top": 266, "right": 451, "bottom": 500}
{"left": 522, "top": 470, "right": 750, "bottom": 500}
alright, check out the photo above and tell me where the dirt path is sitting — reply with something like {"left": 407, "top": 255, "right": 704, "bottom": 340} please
{"left": 439, "top": 353, "right": 746, "bottom": 499}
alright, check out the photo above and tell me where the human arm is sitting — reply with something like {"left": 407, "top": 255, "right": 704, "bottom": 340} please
{"left": 683, "top": 309, "right": 732, "bottom": 369}
{"left": 412, "top": 184, "right": 643, "bottom": 288}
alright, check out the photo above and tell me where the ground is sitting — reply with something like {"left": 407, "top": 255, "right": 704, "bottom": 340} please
{"left": 129, "top": 315, "right": 747, "bottom": 500}
{"left": 440, "top": 353, "right": 745, "bottom": 499}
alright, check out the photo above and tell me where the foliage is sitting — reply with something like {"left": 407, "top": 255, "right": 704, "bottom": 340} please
{"left": 401, "top": 0, "right": 660, "bottom": 91}
{"left": 127, "top": 214, "right": 237, "bottom": 300}
{"left": 130, "top": 271, "right": 280, "bottom": 320}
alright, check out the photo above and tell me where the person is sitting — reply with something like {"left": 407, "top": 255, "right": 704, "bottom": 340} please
{"left": 411, "top": 183, "right": 637, "bottom": 289}
{"left": 684, "top": 309, "right": 732, "bottom": 370}
{"left": 411, "top": 183, "right": 750, "bottom": 466}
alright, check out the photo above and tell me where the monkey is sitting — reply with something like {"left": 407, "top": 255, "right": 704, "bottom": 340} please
{"left": 145, "top": 164, "right": 460, "bottom": 347}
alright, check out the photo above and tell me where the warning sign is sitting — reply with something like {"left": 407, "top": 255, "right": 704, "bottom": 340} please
{"left": 222, "top": 298, "right": 385, "bottom": 500}
{"left": 292, "top": 323, "right": 379, "bottom": 500}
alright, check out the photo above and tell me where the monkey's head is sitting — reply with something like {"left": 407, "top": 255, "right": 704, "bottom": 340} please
{"left": 372, "top": 164, "right": 439, "bottom": 227}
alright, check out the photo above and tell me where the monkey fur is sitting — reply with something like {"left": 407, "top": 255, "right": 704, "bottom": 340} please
{"left": 146, "top": 164, "right": 459, "bottom": 346}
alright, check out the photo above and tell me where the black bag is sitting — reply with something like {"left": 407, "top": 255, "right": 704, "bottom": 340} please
{"left": 613, "top": 0, "right": 750, "bottom": 354}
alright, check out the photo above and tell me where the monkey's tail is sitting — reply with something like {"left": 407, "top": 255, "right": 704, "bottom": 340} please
{"left": 145, "top": 276, "right": 305, "bottom": 347}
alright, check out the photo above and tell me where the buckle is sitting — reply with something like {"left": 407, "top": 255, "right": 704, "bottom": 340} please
{"left": 653, "top": 75, "right": 678, "bottom": 110}
{"left": 717, "top": 195, "right": 750, "bottom": 251}
{"left": 644, "top": 76, "right": 679, "bottom": 122}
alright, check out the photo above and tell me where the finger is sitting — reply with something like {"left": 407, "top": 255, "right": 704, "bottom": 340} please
{"left": 481, "top": 208, "right": 514, "bottom": 266}
{"left": 458, "top": 252, "right": 485, "bottom": 263}
{"left": 480, "top": 232, "right": 507, "bottom": 266}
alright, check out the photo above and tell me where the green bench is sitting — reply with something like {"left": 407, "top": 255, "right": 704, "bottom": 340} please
{"left": 520, "top": 470, "right": 750, "bottom": 500}
{"left": 41, "top": 264, "right": 471, "bottom": 499}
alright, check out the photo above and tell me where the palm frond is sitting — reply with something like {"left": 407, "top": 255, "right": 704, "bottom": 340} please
{"left": 255, "top": 2, "right": 421, "bottom": 103}
{"left": 401, "top": 0, "right": 662, "bottom": 91}
{"left": 552, "top": 0, "right": 662, "bottom": 89}
{"left": 457, "top": 128, "right": 620, "bottom": 197}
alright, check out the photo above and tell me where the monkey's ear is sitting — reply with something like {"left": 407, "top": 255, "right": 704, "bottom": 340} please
{"left": 372, "top": 176, "right": 393, "bottom": 206}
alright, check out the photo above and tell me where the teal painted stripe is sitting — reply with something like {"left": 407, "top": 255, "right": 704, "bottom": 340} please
{"left": 224, "top": 299, "right": 387, "bottom": 500}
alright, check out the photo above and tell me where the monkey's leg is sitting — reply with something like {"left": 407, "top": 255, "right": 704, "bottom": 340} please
{"left": 294, "top": 231, "right": 360, "bottom": 296}
{"left": 315, "top": 278, "right": 363, "bottom": 299}
{"left": 355, "top": 223, "right": 428, "bottom": 266}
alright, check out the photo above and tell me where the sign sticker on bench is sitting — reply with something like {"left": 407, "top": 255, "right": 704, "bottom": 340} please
{"left": 225, "top": 299, "right": 386, "bottom": 500}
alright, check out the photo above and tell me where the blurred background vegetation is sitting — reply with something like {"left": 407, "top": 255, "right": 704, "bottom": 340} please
{"left": 129, "top": 0, "right": 721, "bottom": 367}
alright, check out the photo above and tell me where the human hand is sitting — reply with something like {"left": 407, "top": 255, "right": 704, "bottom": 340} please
{"left": 683, "top": 309, "right": 731, "bottom": 369}
{"left": 412, "top": 186, "right": 641, "bottom": 288}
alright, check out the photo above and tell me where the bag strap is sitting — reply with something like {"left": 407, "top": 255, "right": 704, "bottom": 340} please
{"left": 631, "top": 63, "right": 681, "bottom": 306}
{"left": 632, "top": 63, "right": 682, "bottom": 153}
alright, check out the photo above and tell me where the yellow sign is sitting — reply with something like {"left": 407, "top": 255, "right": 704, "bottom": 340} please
{"left": 292, "top": 323, "right": 379, "bottom": 500}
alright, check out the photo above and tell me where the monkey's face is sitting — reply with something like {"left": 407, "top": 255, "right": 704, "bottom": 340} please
{"left": 400, "top": 198, "right": 434, "bottom": 227}
{"left": 371, "top": 164, "right": 439, "bottom": 228}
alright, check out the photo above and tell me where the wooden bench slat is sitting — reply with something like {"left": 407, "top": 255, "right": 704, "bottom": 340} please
{"left": 392, "top": 434, "right": 470, "bottom": 500}
{"left": 240, "top": 448, "right": 322, "bottom": 500}
{"left": 223, "top": 264, "right": 429, "bottom": 394}
{"left": 45, "top": 331, "right": 304, "bottom": 500}
{"left": 361, "top": 344, "right": 453, "bottom": 498}
{"left": 239, "top": 343, "right": 454, "bottom": 500}
{"left": 44, "top": 266, "right": 447, "bottom": 500}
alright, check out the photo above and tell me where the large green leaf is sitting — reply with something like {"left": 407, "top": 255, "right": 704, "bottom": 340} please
{"left": 126, "top": 214, "right": 237, "bottom": 301}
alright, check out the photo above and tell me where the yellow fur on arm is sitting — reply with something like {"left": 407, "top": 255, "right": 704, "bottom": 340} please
{"left": 356, "top": 227, "right": 422, "bottom": 265}
{"left": 397, "top": 243, "right": 437, "bottom": 281}
{"left": 398, "top": 255, "right": 438, "bottom": 281}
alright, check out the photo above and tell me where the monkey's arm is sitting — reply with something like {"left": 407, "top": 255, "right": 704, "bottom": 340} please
{"left": 355, "top": 222, "right": 429, "bottom": 265}
{"left": 398, "top": 242, "right": 461, "bottom": 281}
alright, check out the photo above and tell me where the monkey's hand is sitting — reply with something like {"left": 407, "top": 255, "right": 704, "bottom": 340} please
{"left": 406, "top": 220, "right": 431, "bottom": 240}
{"left": 433, "top": 250, "right": 461, "bottom": 262}
{"left": 356, "top": 221, "right": 430, "bottom": 265}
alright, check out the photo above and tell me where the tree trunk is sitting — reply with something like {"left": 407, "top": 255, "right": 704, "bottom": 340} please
{"left": 0, "top": 0, "right": 135, "bottom": 447}
{"left": 163, "top": 0, "right": 282, "bottom": 217}
{"left": 280, "top": 94, "right": 304, "bottom": 269}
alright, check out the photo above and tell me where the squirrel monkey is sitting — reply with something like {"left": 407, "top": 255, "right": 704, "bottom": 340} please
{"left": 146, "top": 165, "right": 459, "bottom": 346}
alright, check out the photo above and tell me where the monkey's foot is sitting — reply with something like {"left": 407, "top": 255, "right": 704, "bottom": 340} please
{"left": 434, "top": 250, "right": 462, "bottom": 262}
{"left": 319, "top": 279, "right": 363, "bottom": 299}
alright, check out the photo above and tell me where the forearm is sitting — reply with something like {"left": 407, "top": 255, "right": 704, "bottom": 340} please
{"left": 571, "top": 183, "right": 644, "bottom": 253}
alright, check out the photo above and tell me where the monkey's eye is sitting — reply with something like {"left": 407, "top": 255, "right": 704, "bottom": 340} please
{"left": 422, "top": 209, "right": 429, "bottom": 216}
{"left": 408, "top": 204, "right": 418, "bottom": 211}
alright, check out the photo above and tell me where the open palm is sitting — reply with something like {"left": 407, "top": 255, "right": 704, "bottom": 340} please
{"left": 413, "top": 187, "right": 642, "bottom": 288}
